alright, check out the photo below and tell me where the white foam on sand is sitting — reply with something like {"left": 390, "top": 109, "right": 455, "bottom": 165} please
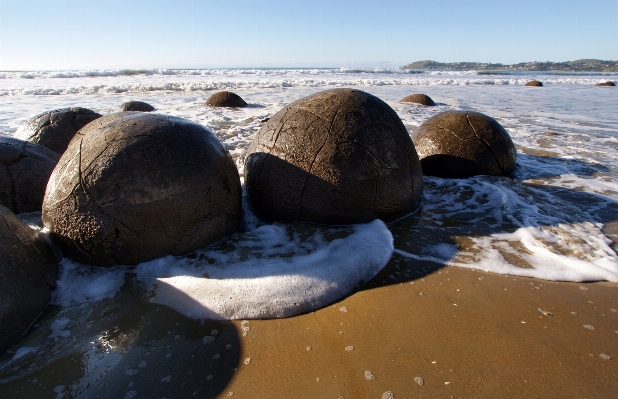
{"left": 134, "top": 220, "right": 393, "bottom": 320}
{"left": 396, "top": 174, "right": 618, "bottom": 283}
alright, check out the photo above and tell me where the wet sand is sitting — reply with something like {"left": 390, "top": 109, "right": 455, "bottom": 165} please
{"left": 1, "top": 258, "right": 616, "bottom": 399}
{"left": 226, "top": 262, "right": 617, "bottom": 399}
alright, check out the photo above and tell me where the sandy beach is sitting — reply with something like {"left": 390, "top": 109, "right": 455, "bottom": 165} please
{"left": 219, "top": 259, "right": 617, "bottom": 399}
{"left": 4, "top": 258, "right": 616, "bottom": 398}
{"left": 1, "top": 72, "right": 617, "bottom": 398}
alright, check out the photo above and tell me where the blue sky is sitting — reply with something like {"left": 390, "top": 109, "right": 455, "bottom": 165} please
{"left": 0, "top": 0, "right": 616, "bottom": 70}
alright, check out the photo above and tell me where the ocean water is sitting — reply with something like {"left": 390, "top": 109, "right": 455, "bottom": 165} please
{"left": 1, "top": 68, "right": 617, "bottom": 396}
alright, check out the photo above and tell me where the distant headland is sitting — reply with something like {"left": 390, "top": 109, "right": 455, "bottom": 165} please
{"left": 401, "top": 59, "right": 618, "bottom": 72}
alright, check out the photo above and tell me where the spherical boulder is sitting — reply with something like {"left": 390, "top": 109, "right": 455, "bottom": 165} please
{"left": 401, "top": 94, "right": 436, "bottom": 106}
{"left": 0, "top": 136, "right": 60, "bottom": 213}
{"left": 525, "top": 80, "right": 543, "bottom": 87}
{"left": 120, "top": 101, "right": 155, "bottom": 112}
{"left": 411, "top": 110, "right": 516, "bottom": 178}
{"left": 15, "top": 107, "right": 102, "bottom": 154}
{"left": 206, "top": 91, "right": 247, "bottom": 108}
{"left": 42, "top": 112, "right": 242, "bottom": 266}
{"left": 1, "top": 204, "right": 59, "bottom": 356}
{"left": 596, "top": 81, "right": 616, "bottom": 86}
{"left": 245, "top": 88, "right": 424, "bottom": 224}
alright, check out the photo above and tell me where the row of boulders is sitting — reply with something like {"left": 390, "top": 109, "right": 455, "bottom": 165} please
{"left": 1, "top": 88, "right": 517, "bottom": 355}
{"left": 525, "top": 80, "right": 616, "bottom": 87}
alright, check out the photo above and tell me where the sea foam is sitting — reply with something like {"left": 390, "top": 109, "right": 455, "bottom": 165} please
{"left": 135, "top": 220, "right": 393, "bottom": 320}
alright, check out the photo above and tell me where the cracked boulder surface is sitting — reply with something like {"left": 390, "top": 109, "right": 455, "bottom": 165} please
{"left": 42, "top": 112, "right": 242, "bottom": 267}
{"left": 0, "top": 204, "right": 59, "bottom": 356}
{"left": 525, "top": 80, "right": 544, "bottom": 87}
{"left": 205, "top": 91, "right": 248, "bottom": 108}
{"left": 245, "top": 88, "right": 423, "bottom": 224}
{"left": 120, "top": 101, "right": 155, "bottom": 112}
{"left": 401, "top": 93, "right": 436, "bottom": 106}
{"left": 596, "top": 81, "right": 616, "bottom": 86}
{"left": 0, "top": 136, "right": 60, "bottom": 213}
{"left": 411, "top": 110, "right": 517, "bottom": 178}
{"left": 16, "top": 107, "right": 102, "bottom": 155}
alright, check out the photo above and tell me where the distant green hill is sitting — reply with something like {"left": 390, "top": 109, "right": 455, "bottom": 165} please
{"left": 401, "top": 59, "right": 618, "bottom": 72}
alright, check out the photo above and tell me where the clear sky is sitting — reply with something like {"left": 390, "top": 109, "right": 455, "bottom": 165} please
{"left": 0, "top": 0, "right": 616, "bottom": 70}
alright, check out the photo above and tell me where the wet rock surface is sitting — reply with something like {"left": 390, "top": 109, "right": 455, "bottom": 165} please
{"left": 42, "top": 112, "right": 242, "bottom": 266}
{"left": 596, "top": 81, "right": 616, "bottom": 86}
{"left": 525, "top": 80, "right": 544, "bottom": 87}
{"left": 401, "top": 93, "right": 436, "bottom": 106}
{"left": 411, "top": 110, "right": 517, "bottom": 178}
{"left": 119, "top": 101, "right": 155, "bottom": 112}
{"left": 16, "top": 107, "right": 102, "bottom": 154}
{"left": 205, "top": 91, "right": 248, "bottom": 108}
{"left": 0, "top": 205, "right": 59, "bottom": 356}
{"left": 245, "top": 88, "right": 423, "bottom": 224}
{"left": 0, "top": 136, "right": 60, "bottom": 213}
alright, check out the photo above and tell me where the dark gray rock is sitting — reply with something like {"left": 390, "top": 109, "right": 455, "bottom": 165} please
{"left": 16, "top": 107, "right": 102, "bottom": 154}
{"left": 401, "top": 94, "right": 436, "bottom": 106}
{"left": 525, "top": 80, "right": 543, "bottom": 87}
{"left": 596, "top": 81, "right": 616, "bottom": 86}
{"left": 120, "top": 101, "right": 155, "bottom": 112}
{"left": 0, "top": 136, "right": 60, "bottom": 213}
{"left": 0, "top": 204, "right": 59, "bottom": 356}
{"left": 411, "top": 110, "right": 517, "bottom": 178}
{"left": 42, "top": 112, "right": 242, "bottom": 267}
{"left": 245, "top": 88, "right": 423, "bottom": 224}
{"left": 205, "top": 91, "right": 247, "bottom": 108}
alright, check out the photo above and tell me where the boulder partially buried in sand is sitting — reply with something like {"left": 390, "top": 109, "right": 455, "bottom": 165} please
{"left": 596, "top": 81, "right": 616, "bottom": 86}
{"left": 0, "top": 136, "right": 60, "bottom": 213}
{"left": 401, "top": 94, "right": 436, "bottom": 106}
{"left": 525, "top": 80, "right": 543, "bottom": 87}
{"left": 16, "top": 107, "right": 102, "bottom": 154}
{"left": 205, "top": 91, "right": 248, "bottom": 108}
{"left": 245, "top": 88, "right": 423, "bottom": 224}
{"left": 411, "top": 110, "right": 516, "bottom": 178}
{"left": 0, "top": 204, "right": 59, "bottom": 356}
{"left": 42, "top": 112, "right": 242, "bottom": 267}
{"left": 120, "top": 101, "right": 155, "bottom": 112}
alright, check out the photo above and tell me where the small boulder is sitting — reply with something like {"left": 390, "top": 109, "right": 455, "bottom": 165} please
{"left": 0, "top": 204, "right": 59, "bottom": 356}
{"left": 596, "top": 81, "right": 616, "bottom": 86}
{"left": 411, "top": 110, "right": 516, "bottom": 178}
{"left": 0, "top": 136, "right": 60, "bottom": 213}
{"left": 15, "top": 107, "right": 102, "bottom": 154}
{"left": 525, "top": 80, "right": 543, "bottom": 87}
{"left": 42, "top": 112, "right": 242, "bottom": 266}
{"left": 205, "top": 91, "right": 247, "bottom": 108}
{"left": 245, "top": 88, "right": 423, "bottom": 224}
{"left": 120, "top": 101, "right": 155, "bottom": 112}
{"left": 401, "top": 94, "right": 436, "bottom": 106}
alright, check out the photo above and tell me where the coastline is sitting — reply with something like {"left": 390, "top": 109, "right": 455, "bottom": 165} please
{"left": 1, "top": 76, "right": 617, "bottom": 398}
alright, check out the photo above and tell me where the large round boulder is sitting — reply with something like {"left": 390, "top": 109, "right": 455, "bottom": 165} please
{"left": 206, "top": 91, "right": 247, "bottom": 108}
{"left": 42, "top": 112, "right": 242, "bottom": 266}
{"left": 0, "top": 136, "right": 60, "bottom": 213}
{"left": 15, "top": 107, "right": 102, "bottom": 154}
{"left": 525, "top": 80, "right": 543, "bottom": 87}
{"left": 1, "top": 204, "right": 59, "bottom": 356}
{"left": 245, "top": 88, "right": 423, "bottom": 224}
{"left": 401, "top": 94, "right": 436, "bottom": 106}
{"left": 411, "top": 110, "right": 516, "bottom": 178}
{"left": 596, "top": 81, "right": 616, "bottom": 86}
{"left": 120, "top": 101, "right": 155, "bottom": 112}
